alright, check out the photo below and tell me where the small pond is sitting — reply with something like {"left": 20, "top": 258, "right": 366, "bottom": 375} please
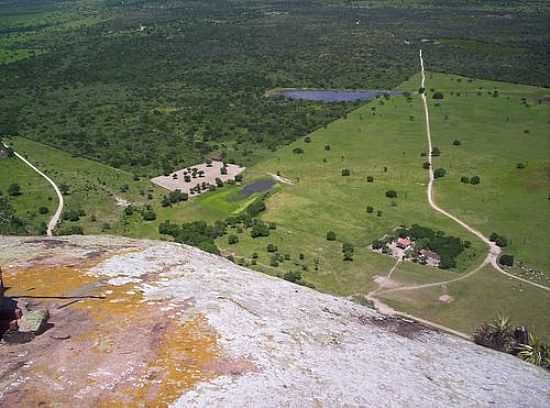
{"left": 275, "top": 89, "right": 400, "bottom": 103}
{"left": 240, "top": 178, "right": 276, "bottom": 198}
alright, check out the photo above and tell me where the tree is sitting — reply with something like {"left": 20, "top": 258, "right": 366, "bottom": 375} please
{"left": 39, "top": 206, "right": 49, "bottom": 214}
{"left": 142, "top": 209, "right": 156, "bottom": 221}
{"left": 453, "top": 139, "right": 461, "bottom": 146}
{"left": 228, "top": 234, "right": 239, "bottom": 245}
{"left": 434, "top": 168, "right": 447, "bottom": 178}
{"left": 418, "top": 87, "right": 425, "bottom": 94}
{"left": 324, "top": 144, "right": 331, "bottom": 151}
{"left": 385, "top": 190, "right": 397, "bottom": 198}
{"left": 304, "top": 136, "right": 312, "bottom": 143}
{"left": 499, "top": 254, "right": 514, "bottom": 267}
{"left": 367, "top": 176, "right": 374, "bottom": 182}
{"left": 326, "top": 231, "right": 336, "bottom": 241}
{"left": 516, "top": 162, "right": 525, "bottom": 169}
{"left": 366, "top": 206, "right": 374, "bottom": 213}
{"left": 341, "top": 168, "right": 351, "bottom": 176}
{"left": 59, "top": 183, "right": 71, "bottom": 195}
{"left": 432, "top": 91, "right": 444, "bottom": 99}
{"left": 266, "top": 243, "right": 278, "bottom": 253}
{"left": 431, "top": 147, "right": 441, "bottom": 156}
{"left": 8, "top": 183, "right": 21, "bottom": 196}
{"left": 422, "top": 161, "right": 430, "bottom": 169}
{"left": 470, "top": 176, "right": 481, "bottom": 185}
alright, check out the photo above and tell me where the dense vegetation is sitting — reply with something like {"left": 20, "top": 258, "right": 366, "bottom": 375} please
{"left": 1, "top": 0, "right": 549, "bottom": 175}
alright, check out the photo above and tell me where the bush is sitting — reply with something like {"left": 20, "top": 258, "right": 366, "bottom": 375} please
{"left": 270, "top": 256, "right": 279, "bottom": 267}
{"left": 283, "top": 270, "right": 302, "bottom": 283}
{"left": 234, "top": 174, "right": 243, "bottom": 183}
{"left": 228, "top": 234, "right": 239, "bottom": 245}
{"left": 38, "top": 207, "right": 49, "bottom": 215}
{"left": 516, "top": 162, "right": 525, "bottom": 169}
{"left": 385, "top": 190, "right": 397, "bottom": 198}
{"left": 453, "top": 139, "right": 461, "bottom": 146}
{"left": 431, "top": 147, "right": 441, "bottom": 156}
{"left": 366, "top": 206, "right": 374, "bottom": 213}
{"left": 432, "top": 91, "right": 444, "bottom": 100}
{"left": 366, "top": 176, "right": 374, "bottom": 182}
{"left": 422, "top": 161, "right": 430, "bottom": 169}
{"left": 341, "top": 168, "right": 351, "bottom": 176}
{"left": 499, "top": 254, "right": 514, "bottom": 267}
{"left": 304, "top": 136, "right": 311, "bottom": 143}
{"left": 250, "top": 222, "right": 270, "bottom": 238}
{"left": 434, "top": 168, "right": 447, "bottom": 178}
{"left": 292, "top": 147, "right": 304, "bottom": 154}
{"left": 490, "top": 232, "right": 507, "bottom": 247}
{"left": 470, "top": 176, "right": 481, "bottom": 185}
{"left": 324, "top": 144, "right": 331, "bottom": 151}
{"left": 8, "top": 183, "right": 21, "bottom": 196}
{"left": 460, "top": 176, "right": 470, "bottom": 183}
{"left": 473, "top": 315, "right": 515, "bottom": 353}
{"left": 326, "top": 231, "right": 336, "bottom": 241}
{"left": 142, "top": 210, "right": 156, "bottom": 221}
{"left": 266, "top": 243, "right": 278, "bottom": 252}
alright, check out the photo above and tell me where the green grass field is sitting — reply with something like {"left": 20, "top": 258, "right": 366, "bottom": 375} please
{"left": 2, "top": 70, "right": 549, "bottom": 338}
{"left": 0, "top": 154, "right": 53, "bottom": 233}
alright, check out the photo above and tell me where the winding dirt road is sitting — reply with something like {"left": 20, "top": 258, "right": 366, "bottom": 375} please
{"left": 2, "top": 142, "right": 63, "bottom": 236}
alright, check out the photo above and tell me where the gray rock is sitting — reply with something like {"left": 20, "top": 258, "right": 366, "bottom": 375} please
{"left": 18, "top": 309, "right": 49, "bottom": 334}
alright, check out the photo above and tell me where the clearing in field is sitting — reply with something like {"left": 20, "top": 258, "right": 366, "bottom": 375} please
{"left": 150, "top": 161, "right": 245, "bottom": 196}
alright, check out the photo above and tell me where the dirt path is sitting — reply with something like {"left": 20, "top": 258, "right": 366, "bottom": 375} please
{"left": 2, "top": 142, "right": 63, "bottom": 236}
{"left": 418, "top": 49, "right": 549, "bottom": 293}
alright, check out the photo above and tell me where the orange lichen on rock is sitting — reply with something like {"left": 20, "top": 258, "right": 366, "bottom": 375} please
{"left": 3, "top": 265, "right": 99, "bottom": 299}
{"left": 102, "top": 315, "right": 221, "bottom": 408}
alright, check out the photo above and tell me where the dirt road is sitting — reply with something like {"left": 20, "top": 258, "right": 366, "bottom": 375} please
{"left": 2, "top": 142, "right": 63, "bottom": 236}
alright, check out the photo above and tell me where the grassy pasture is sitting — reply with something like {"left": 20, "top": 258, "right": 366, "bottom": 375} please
{"left": 425, "top": 72, "right": 550, "bottom": 272}
{"left": 0, "top": 154, "right": 52, "bottom": 233}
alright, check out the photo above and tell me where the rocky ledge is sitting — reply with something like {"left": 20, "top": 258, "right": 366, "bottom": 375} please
{"left": 0, "top": 235, "right": 549, "bottom": 407}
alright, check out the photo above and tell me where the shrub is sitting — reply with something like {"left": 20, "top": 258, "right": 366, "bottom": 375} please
{"left": 283, "top": 270, "right": 302, "bottom": 283}
{"left": 8, "top": 183, "right": 21, "bottom": 196}
{"left": 366, "top": 206, "right": 374, "bottom": 213}
{"left": 432, "top": 91, "right": 444, "bottom": 99}
{"left": 250, "top": 222, "right": 270, "bottom": 238}
{"left": 418, "top": 87, "right": 425, "bottom": 94}
{"left": 326, "top": 231, "right": 336, "bottom": 241}
{"left": 376, "top": 210, "right": 383, "bottom": 217}
{"left": 453, "top": 139, "right": 461, "bottom": 146}
{"left": 228, "top": 234, "right": 239, "bottom": 245}
{"left": 366, "top": 176, "right": 374, "bottom": 182}
{"left": 470, "top": 176, "right": 481, "bottom": 185}
{"left": 324, "top": 144, "right": 331, "bottom": 151}
{"left": 266, "top": 243, "right": 278, "bottom": 253}
{"left": 385, "top": 190, "right": 397, "bottom": 198}
{"left": 341, "top": 168, "right": 351, "bottom": 176}
{"left": 499, "top": 254, "right": 514, "bottom": 267}
{"left": 38, "top": 207, "right": 49, "bottom": 215}
{"left": 270, "top": 256, "right": 279, "bottom": 267}
{"left": 142, "top": 210, "right": 156, "bottom": 221}
{"left": 431, "top": 147, "right": 441, "bottom": 156}
{"left": 422, "top": 161, "right": 430, "bottom": 169}
{"left": 516, "top": 163, "right": 525, "bottom": 169}
{"left": 490, "top": 232, "right": 508, "bottom": 247}
{"left": 234, "top": 174, "right": 243, "bottom": 183}
{"left": 473, "top": 314, "right": 515, "bottom": 353}
{"left": 460, "top": 176, "right": 470, "bottom": 183}
{"left": 304, "top": 136, "right": 312, "bottom": 143}
{"left": 292, "top": 147, "right": 304, "bottom": 154}
{"left": 433, "top": 168, "right": 447, "bottom": 178}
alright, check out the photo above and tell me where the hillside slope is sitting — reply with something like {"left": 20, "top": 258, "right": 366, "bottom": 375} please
{"left": 0, "top": 235, "right": 549, "bottom": 407}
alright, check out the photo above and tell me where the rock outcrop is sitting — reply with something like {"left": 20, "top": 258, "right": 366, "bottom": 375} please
{"left": 0, "top": 235, "right": 549, "bottom": 407}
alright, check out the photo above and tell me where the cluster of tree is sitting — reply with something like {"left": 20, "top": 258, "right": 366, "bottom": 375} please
{"left": 161, "top": 189, "right": 189, "bottom": 207}
{"left": 159, "top": 220, "right": 224, "bottom": 254}
{"left": 474, "top": 314, "right": 550, "bottom": 371}
{"left": 396, "top": 224, "right": 466, "bottom": 269}
{"left": 489, "top": 232, "right": 508, "bottom": 247}
{"left": 0, "top": 197, "right": 27, "bottom": 234}
{"left": 63, "top": 208, "right": 86, "bottom": 222}
{"left": 342, "top": 242, "right": 354, "bottom": 262}
{"left": 460, "top": 175, "right": 481, "bottom": 185}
